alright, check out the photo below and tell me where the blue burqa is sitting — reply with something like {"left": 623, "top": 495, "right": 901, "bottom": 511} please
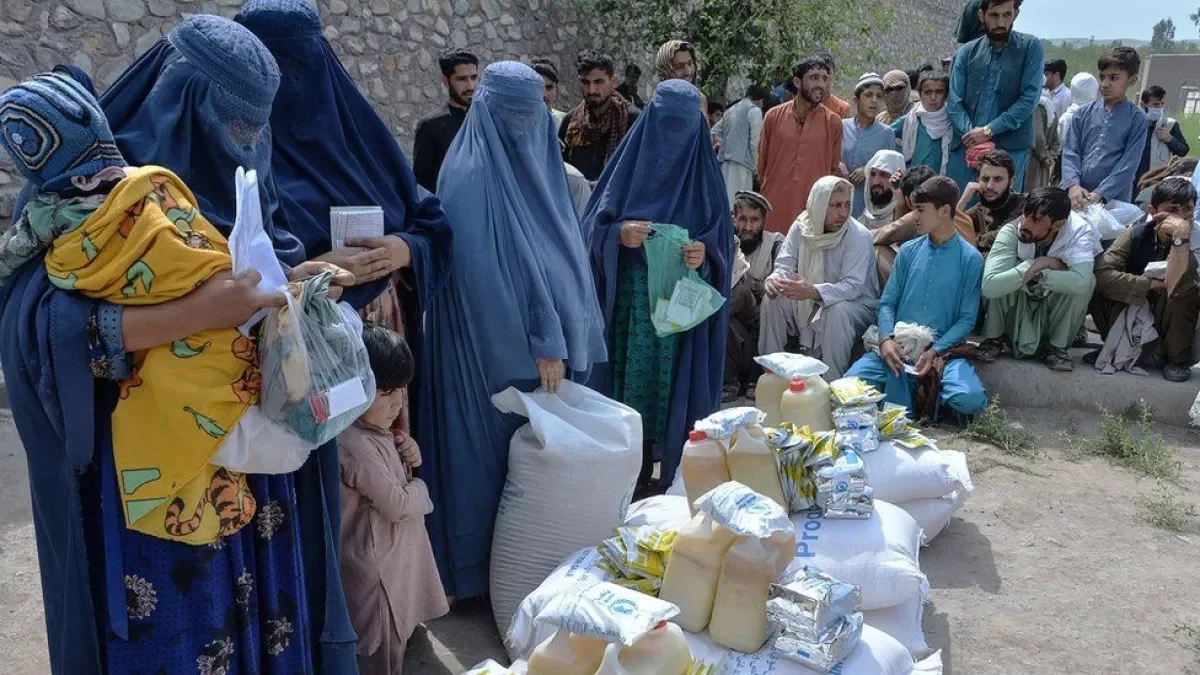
{"left": 98, "top": 17, "right": 353, "bottom": 674}
{"left": 583, "top": 80, "right": 732, "bottom": 489}
{"left": 421, "top": 61, "right": 607, "bottom": 598}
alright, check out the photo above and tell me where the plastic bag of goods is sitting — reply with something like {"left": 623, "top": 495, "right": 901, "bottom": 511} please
{"left": 259, "top": 272, "right": 376, "bottom": 445}
{"left": 678, "top": 482, "right": 796, "bottom": 652}
{"left": 463, "top": 660, "right": 520, "bottom": 675}
{"left": 864, "top": 596, "right": 929, "bottom": 657}
{"left": 506, "top": 547, "right": 614, "bottom": 661}
{"left": 1079, "top": 204, "right": 1125, "bottom": 240}
{"left": 754, "top": 353, "right": 829, "bottom": 426}
{"left": 529, "top": 581, "right": 689, "bottom": 675}
{"left": 684, "top": 624, "right": 916, "bottom": 675}
{"left": 490, "top": 381, "right": 643, "bottom": 640}
{"left": 860, "top": 444, "right": 971, "bottom": 504}
{"left": 790, "top": 500, "right": 927, "bottom": 611}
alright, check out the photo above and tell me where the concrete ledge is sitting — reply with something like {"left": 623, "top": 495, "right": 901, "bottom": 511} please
{"left": 0, "top": 371, "right": 6, "bottom": 410}
{"left": 975, "top": 346, "right": 1198, "bottom": 428}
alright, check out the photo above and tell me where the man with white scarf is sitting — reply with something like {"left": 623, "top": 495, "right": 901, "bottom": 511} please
{"left": 891, "top": 71, "right": 953, "bottom": 175}
{"left": 859, "top": 149, "right": 907, "bottom": 229}
{"left": 979, "top": 187, "right": 1100, "bottom": 371}
{"left": 759, "top": 176, "right": 879, "bottom": 379}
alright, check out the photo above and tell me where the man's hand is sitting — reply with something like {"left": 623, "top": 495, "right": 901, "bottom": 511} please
{"left": 913, "top": 348, "right": 936, "bottom": 377}
{"left": 1042, "top": 156, "right": 1055, "bottom": 170}
{"left": 1087, "top": 191, "right": 1103, "bottom": 205}
{"left": 683, "top": 241, "right": 706, "bottom": 270}
{"left": 1153, "top": 212, "right": 1191, "bottom": 240}
{"left": 620, "top": 221, "right": 652, "bottom": 248}
{"left": 962, "top": 182, "right": 980, "bottom": 200}
{"left": 848, "top": 168, "right": 865, "bottom": 185}
{"left": 962, "top": 127, "right": 990, "bottom": 147}
{"left": 397, "top": 434, "right": 422, "bottom": 469}
{"left": 1155, "top": 126, "right": 1172, "bottom": 144}
{"left": 1024, "top": 256, "right": 1067, "bottom": 284}
{"left": 196, "top": 269, "right": 287, "bottom": 332}
{"left": 1068, "top": 185, "right": 1090, "bottom": 211}
{"left": 775, "top": 277, "right": 818, "bottom": 301}
{"left": 288, "top": 260, "right": 356, "bottom": 301}
{"left": 1148, "top": 279, "right": 1168, "bottom": 293}
{"left": 880, "top": 338, "right": 906, "bottom": 377}
{"left": 536, "top": 358, "right": 565, "bottom": 393}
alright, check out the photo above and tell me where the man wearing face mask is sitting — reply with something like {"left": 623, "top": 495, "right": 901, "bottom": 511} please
{"left": 960, "top": 149, "right": 1026, "bottom": 253}
{"left": 876, "top": 70, "right": 914, "bottom": 125}
{"left": 978, "top": 187, "right": 1100, "bottom": 371}
{"left": 1134, "top": 86, "right": 1190, "bottom": 195}
{"left": 726, "top": 191, "right": 784, "bottom": 400}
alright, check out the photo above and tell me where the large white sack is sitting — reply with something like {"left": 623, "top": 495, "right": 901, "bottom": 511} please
{"left": 860, "top": 444, "right": 972, "bottom": 503}
{"left": 791, "top": 501, "right": 928, "bottom": 611}
{"left": 913, "top": 650, "right": 943, "bottom": 674}
{"left": 864, "top": 596, "right": 929, "bottom": 657}
{"left": 897, "top": 492, "right": 966, "bottom": 545}
{"left": 623, "top": 494, "right": 692, "bottom": 529}
{"left": 684, "top": 624, "right": 913, "bottom": 675}
{"left": 504, "top": 547, "right": 614, "bottom": 661}
{"left": 490, "top": 382, "right": 642, "bottom": 640}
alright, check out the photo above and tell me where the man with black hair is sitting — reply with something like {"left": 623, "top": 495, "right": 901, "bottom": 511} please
{"left": 847, "top": 176, "right": 988, "bottom": 419}
{"left": 531, "top": 57, "right": 568, "bottom": 130}
{"left": 616, "top": 63, "right": 645, "bottom": 109}
{"left": 960, "top": 148, "right": 1026, "bottom": 252}
{"left": 560, "top": 50, "right": 640, "bottom": 182}
{"left": 1135, "top": 85, "right": 1190, "bottom": 193}
{"left": 1043, "top": 58, "right": 1070, "bottom": 122}
{"left": 978, "top": 187, "right": 1099, "bottom": 371}
{"left": 872, "top": 164, "right": 977, "bottom": 285}
{"left": 413, "top": 47, "right": 480, "bottom": 191}
{"left": 1090, "top": 178, "right": 1200, "bottom": 382}
{"left": 814, "top": 50, "right": 851, "bottom": 118}
{"left": 712, "top": 83, "right": 766, "bottom": 204}
{"left": 757, "top": 55, "right": 843, "bottom": 234}
{"left": 725, "top": 191, "right": 785, "bottom": 399}
{"left": 947, "top": 0, "right": 1043, "bottom": 192}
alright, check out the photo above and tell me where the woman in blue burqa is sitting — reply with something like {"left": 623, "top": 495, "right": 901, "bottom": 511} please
{"left": 235, "top": 0, "right": 452, "bottom": 461}
{"left": 96, "top": 15, "right": 365, "bottom": 672}
{"left": 0, "top": 15, "right": 353, "bottom": 674}
{"left": 421, "top": 61, "right": 607, "bottom": 598}
{"left": 584, "top": 79, "right": 731, "bottom": 493}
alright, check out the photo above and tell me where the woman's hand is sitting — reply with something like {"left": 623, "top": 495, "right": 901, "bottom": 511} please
{"left": 198, "top": 270, "right": 287, "bottom": 331}
{"left": 536, "top": 358, "right": 565, "bottom": 393}
{"left": 620, "top": 221, "right": 652, "bottom": 248}
{"left": 346, "top": 235, "right": 413, "bottom": 281}
{"left": 288, "top": 260, "right": 355, "bottom": 301}
{"left": 682, "top": 241, "right": 706, "bottom": 270}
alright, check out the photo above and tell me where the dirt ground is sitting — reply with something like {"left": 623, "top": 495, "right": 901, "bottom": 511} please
{"left": 2, "top": 406, "right": 1199, "bottom": 674}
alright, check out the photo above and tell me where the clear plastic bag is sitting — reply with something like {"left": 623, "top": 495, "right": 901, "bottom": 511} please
{"left": 259, "top": 271, "right": 376, "bottom": 445}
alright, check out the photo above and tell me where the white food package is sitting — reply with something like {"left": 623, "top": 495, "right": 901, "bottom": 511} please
{"left": 897, "top": 492, "right": 966, "bottom": 545}
{"left": 791, "top": 501, "right": 928, "bottom": 611}
{"left": 860, "top": 444, "right": 973, "bottom": 504}
{"left": 229, "top": 167, "right": 289, "bottom": 334}
{"left": 864, "top": 596, "right": 930, "bottom": 657}
{"left": 684, "top": 624, "right": 914, "bottom": 675}
{"left": 534, "top": 581, "right": 679, "bottom": 646}
{"left": 754, "top": 352, "right": 830, "bottom": 380}
{"left": 490, "top": 381, "right": 642, "bottom": 640}
{"left": 505, "top": 548, "right": 615, "bottom": 662}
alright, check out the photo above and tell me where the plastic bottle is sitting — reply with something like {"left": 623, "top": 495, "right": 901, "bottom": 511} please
{"left": 658, "top": 511, "right": 739, "bottom": 632}
{"left": 780, "top": 377, "right": 833, "bottom": 432}
{"left": 681, "top": 430, "right": 729, "bottom": 514}
{"left": 709, "top": 538, "right": 786, "bottom": 653}
{"left": 595, "top": 622, "right": 692, "bottom": 675}
{"left": 526, "top": 630, "right": 607, "bottom": 675}
{"left": 725, "top": 425, "right": 788, "bottom": 511}
{"left": 755, "top": 369, "right": 789, "bottom": 425}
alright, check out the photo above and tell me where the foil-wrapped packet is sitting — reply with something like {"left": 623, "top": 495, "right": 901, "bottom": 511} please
{"left": 815, "top": 450, "right": 874, "bottom": 519}
{"left": 836, "top": 427, "right": 880, "bottom": 454}
{"left": 831, "top": 404, "right": 877, "bottom": 430}
{"left": 820, "top": 486, "right": 874, "bottom": 519}
{"left": 770, "top": 610, "right": 864, "bottom": 673}
{"left": 767, "top": 425, "right": 817, "bottom": 512}
{"left": 770, "top": 565, "right": 862, "bottom": 636}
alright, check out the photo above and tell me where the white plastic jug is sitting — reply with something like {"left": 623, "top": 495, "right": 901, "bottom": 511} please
{"left": 780, "top": 377, "right": 833, "bottom": 431}
{"left": 709, "top": 538, "right": 785, "bottom": 653}
{"left": 755, "top": 370, "right": 789, "bottom": 426}
{"left": 681, "top": 430, "right": 729, "bottom": 515}
{"left": 725, "top": 425, "right": 788, "bottom": 512}
{"left": 595, "top": 622, "right": 691, "bottom": 675}
{"left": 526, "top": 630, "right": 607, "bottom": 675}
{"left": 658, "top": 512, "right": 739, "bottom": 632}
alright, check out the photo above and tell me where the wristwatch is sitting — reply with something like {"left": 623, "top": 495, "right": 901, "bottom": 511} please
{"left": 1173, "top": 237, "right": 1187, "bottom": 248}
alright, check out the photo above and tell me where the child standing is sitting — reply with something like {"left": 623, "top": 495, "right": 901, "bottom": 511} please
{"left": 1060, "top": 47, "right": 1147, "bottom": 211}
{"left": 893, "top": 71, "right": 954, "bottom": 175}
{"left": 339, "top": 323, "right": 448, "bottom": 674}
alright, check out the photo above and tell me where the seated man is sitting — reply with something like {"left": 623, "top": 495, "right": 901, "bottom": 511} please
{"left": 872, "top": 164, "right": 977, "bottom": 286}
{"left": 726, "top": 191, "right": 785, "bottom": 399}
{"left": 847, "top": 176, "right": 988, "bottom": 419}
{"left": 978, "top": 187, "right": 1100, "bottom": 372}
{"left": 959, "top": 148, "right": 1026, "bottom": 254}
{"left": 858, "top": 149, "right": 907, "bottom": 230}
{"left": 1089, "top": 177, "right": 1200, "bottom": 382}
{"left": 759, "top": 176, "right": 878, "bottom": 380}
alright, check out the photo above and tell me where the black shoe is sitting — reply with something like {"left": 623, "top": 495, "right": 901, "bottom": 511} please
{"left": 1045, "top": 348, "right": 1074, "bottom": 372}
{"left": 1163, "top": 363, "right": 1192, "bottom": 383}
{"left": 1072, "top": 327, "right": 1089, "bottom": 348}
{"left": 722, "top": 385, "right": 741, "bottom": 404}
{"left": 1082, "top": 349, "right": 1101, "bottom": 365}
{"left": 1138, "top": 350, "right": 1167, "bottom": 370}
{"left": 975, "top": 339, "right": 1003, "bottom": 363}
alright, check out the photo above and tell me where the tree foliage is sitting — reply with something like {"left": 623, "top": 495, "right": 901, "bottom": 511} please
{"left": 576, "top": 0, "right": 895, "bottom": 98}
{"left": 1151, "top": 18, "right": 1176, "bottom": 52}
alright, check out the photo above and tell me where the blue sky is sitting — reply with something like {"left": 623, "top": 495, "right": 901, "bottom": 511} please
{"left": 1017, "top": 0, "right": 1197, "bottom": 41}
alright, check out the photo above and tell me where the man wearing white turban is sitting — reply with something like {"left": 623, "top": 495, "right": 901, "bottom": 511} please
{"left": 859, "top": 149, "right": 907, "bottom": 229}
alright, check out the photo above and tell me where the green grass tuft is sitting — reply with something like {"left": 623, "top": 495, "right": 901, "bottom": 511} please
{"left": 1136, "top": 483, "right": 1197, "bottom": 532}
{"left": 963, "top": 402, "right": 1038, "bottom": 458}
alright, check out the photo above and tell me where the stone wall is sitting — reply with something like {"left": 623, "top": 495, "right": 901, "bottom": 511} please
{"left": 0, "top": 0, "right": 961, "bottom": 220}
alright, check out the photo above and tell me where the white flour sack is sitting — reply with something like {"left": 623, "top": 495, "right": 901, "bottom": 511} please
{"left": 490, "top": 381, "right": 642, "bottom": 640}
{"left": 505, "top": 547, "right": 615, "bottom": 661}
{"left": 789, "top": 501, "right": 928, "bottom": 611}
{"left": 896, "top": 491, "right": 966, "bottom": 545}
{"left": 684, "top": 624, "right": 914, "bottom": 675}
{"left": 864, "top": 596, "right": 930, "bottom": 657}
{"left": 860, "top": 444, "right": 972, "bottom": 504}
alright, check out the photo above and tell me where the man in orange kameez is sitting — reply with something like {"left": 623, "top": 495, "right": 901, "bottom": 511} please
{"left": 758, "top": 55, "right": 844, "bottom": 235}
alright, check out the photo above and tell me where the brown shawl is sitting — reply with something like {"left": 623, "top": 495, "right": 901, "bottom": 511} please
{"left": 564, "top": 91, "right": 632, "bottom": 166}
{"left": 915, "top": 343, "right": 976, "bottom": 422}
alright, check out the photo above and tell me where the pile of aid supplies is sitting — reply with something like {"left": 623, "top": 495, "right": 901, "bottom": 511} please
{"left": 468, "top": 354, "right": 971, "bottom": 674}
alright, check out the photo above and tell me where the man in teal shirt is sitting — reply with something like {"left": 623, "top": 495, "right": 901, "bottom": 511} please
{"left": 946, "top": 0, "right": 1043, "bottom": 192}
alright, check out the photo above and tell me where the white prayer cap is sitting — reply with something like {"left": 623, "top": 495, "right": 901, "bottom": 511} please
{"left": 854, "top": 72, "right": 885, "bottom": 96}
{"left": 866, "top": 149, "right": 906, "bottom": 176}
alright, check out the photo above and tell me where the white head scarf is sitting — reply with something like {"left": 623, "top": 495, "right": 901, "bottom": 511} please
{"left": 1059, "top": 73, "right": 1099, "bottom": 142}
{"left": 791, "top": 176, "right": 854, "bottom": 328}
{"left": 860, "top": 150, "right": 906, "bottom": 225}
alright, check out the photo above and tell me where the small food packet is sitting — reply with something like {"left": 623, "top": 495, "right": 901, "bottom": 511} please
{"left": 829, "top": 377, "right": 885, "bottom": 407}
